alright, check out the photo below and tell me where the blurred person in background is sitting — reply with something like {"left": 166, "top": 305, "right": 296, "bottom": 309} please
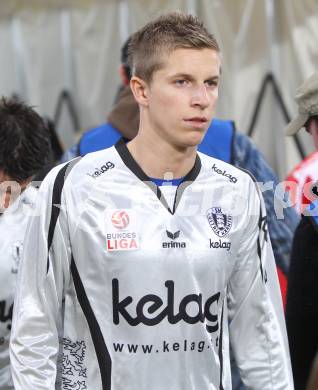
{"left": 61, "top": 37, "right": 138, "bottom": 163}
{"left": 285, "top": 149, "right": 318, "bottom": 214}
{"left": 0, "top": 97, "right": 51, "bottom": 389}
{"left": 285, "top": 71, "right": 318, "bottom": 214}
{"left": 285, "top": 71, "right": 318, "bottom": 390}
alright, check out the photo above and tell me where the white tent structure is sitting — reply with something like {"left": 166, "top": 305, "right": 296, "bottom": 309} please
{"left": 0, "top": 0, "right": 317, "bottom": 178}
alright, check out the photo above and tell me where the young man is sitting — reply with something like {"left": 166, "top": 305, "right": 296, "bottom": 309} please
{"left": 10, "top": 13, "right": 293, "bottom": 389}
{"left": 62, "top": 36, "right": 298, "bottom": 305}
{"left": 0, "top": 97, "right": 51, "bottom": 389}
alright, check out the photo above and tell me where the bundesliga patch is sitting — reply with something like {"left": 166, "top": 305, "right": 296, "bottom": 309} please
{"left": 206, "top": 207, "right": 232, "bottom": 238}
{"left": 106, "top": 209, "right": 139, "bottom": 251}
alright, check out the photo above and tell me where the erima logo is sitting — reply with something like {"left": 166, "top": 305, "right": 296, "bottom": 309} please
{"left": 211, "top": 163, "right": 237, "bottom": 183}
{"left": 87, "top": 161, "right": 115, "bottom": 179}
{"left": 112, "top": 279, "right": 220, "bottom": 333}
{"left": 163, "top": 230, "right": 186, "bottom": 248}
{"left": 166, "top": 230, "right": 180, "bottom": 240}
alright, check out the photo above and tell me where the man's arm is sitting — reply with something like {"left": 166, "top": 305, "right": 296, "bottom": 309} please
{"left": 10, "top": 165, "right": 71, "bottom": 390}
{"left": 228, "top": 178, "right": 294, "bottom": 389}
{"left": 234, "top": 132, "right": 299, "bottom": 275}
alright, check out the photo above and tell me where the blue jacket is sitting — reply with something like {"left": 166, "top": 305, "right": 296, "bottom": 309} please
{"left": 68, "top": 119, "right": 234, "bottom": 164}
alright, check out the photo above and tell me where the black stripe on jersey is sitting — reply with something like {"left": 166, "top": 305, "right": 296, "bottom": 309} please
{"left": 258, "top": 208, "right": 266, "bottom": 281}
{"left": 71, "top": 255, "right": 112, "bottom": 390}
{"left": 218, "top": 304, "right": 224, "bottom": 390}
{"left": 115, "top": 138, "right": 201, "bottom": 214}
{"left": 236, "top": 166, "right": 266, "bottom": 282}
{"left": 229, "top": 121, "right": 237, "bottom": 165}
{"left": 47, "top": 158, "right": 112, "bottom": 389}
{"left": 47, "top": 157, "right": 81, "bottom": 272}
{"left": 172, "top": 155, "right": 201, "bottom": 213}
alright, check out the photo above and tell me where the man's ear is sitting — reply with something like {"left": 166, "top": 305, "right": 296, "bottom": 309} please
{"left": 130, "top": 76, "right": 149, "bottom": 107}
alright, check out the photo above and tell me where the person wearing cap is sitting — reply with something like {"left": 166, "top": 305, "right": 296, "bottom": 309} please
{"left": 285, "top": 70, "right": 318, "bottom": 214}
{"left": 285, "top": 71, "right": 318, "bottom": 390}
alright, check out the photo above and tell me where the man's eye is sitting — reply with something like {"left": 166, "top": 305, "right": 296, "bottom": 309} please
{"left": 206, "top": 80, "right": 218, "bottom": 87}
{"left": 175, "top": 79, "right": 187, "bottom": 86}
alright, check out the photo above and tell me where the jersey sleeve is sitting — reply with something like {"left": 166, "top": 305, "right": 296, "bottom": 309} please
{"left": 234, "top": 132, "right": 299, "bottom": 275}
{"left": 227, "top": 177, "right": 294, "bottom": 389}
{"left": 10, "top": 165, "right": 71, "bottom": 389}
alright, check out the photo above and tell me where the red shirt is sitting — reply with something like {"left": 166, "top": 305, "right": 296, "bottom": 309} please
{"left": 285, "top": 150, "right": 318, "bottom": 214}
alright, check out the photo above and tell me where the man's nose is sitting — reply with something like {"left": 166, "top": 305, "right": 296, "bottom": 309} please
{"left": 190, "top": 85, "right": 210, "bottom": 109}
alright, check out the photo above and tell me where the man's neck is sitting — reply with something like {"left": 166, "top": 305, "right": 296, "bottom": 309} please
{"left": 127, "top": 132, "right": 197, "bottom": 179}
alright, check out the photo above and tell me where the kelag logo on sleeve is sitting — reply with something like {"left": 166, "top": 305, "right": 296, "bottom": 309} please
{"left": 87, "top": 161, "right": 115, "bottom": 179}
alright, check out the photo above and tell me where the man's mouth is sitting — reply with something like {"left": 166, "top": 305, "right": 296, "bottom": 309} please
{"left": 184, "top": 117, "right": 209, "bottom": 128}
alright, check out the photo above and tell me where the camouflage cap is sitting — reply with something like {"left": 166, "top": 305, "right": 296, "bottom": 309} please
{"left": 285, "top": 70, "right": 318, "bottom": 136}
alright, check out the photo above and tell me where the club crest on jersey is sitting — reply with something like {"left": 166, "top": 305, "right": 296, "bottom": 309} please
{"left": 106, "top": 210, "right": 139, "bottom": 251}
{"left": 206, "top": 207, "right": 232, "bottom": 238}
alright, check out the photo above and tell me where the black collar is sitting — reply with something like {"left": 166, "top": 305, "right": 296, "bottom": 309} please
{"left": 115, "top": 138, "right": 201, "bottom": 214}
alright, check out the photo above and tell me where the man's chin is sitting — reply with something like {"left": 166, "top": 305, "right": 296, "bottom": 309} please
{"left": 175, "top": 135, "right": 204, "bottom": 151}
{"left": 185, "top": 129, "right": 206, "bottom": 147}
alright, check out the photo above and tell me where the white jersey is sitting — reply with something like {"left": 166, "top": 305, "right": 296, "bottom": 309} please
{"left": 0, "top": 185, "right": 37, "bottom": 389}
{"left": 10, "top": 141, "right": 293, "bottom": 390}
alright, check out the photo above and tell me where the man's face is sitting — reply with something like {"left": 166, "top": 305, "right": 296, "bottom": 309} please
{"left": 0, "top": 170, "right": 29, "bottom": 211}
{"left": 143, "top": 48, "right": 221, "bottom": 149}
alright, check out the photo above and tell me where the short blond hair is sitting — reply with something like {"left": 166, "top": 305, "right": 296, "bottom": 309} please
{"left": 128, "top": 12, "right": 220, "bottom": 83}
